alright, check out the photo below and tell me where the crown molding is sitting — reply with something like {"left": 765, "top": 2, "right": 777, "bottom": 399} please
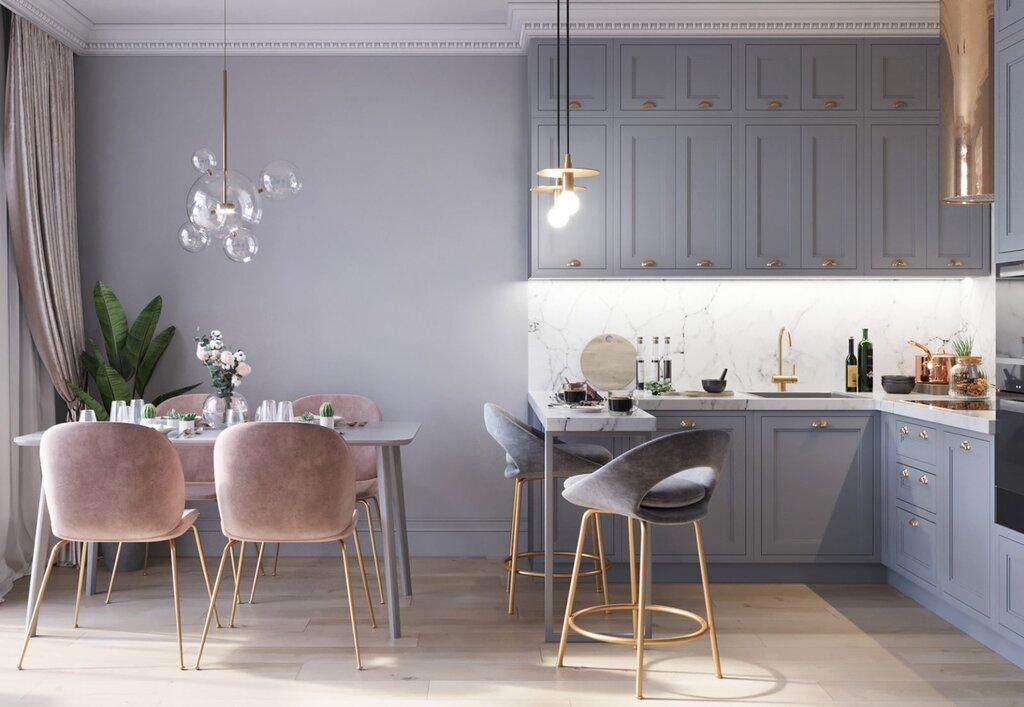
{"left": 1, "top": 1, "right": 940, "bottom": 56}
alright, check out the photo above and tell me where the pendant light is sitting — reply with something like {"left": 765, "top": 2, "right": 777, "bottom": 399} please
{"left": 530, "top": 0, "right": 598, "bottom": 228}
{"left": 177, "top": 0, "right": 304, "bottom": 262}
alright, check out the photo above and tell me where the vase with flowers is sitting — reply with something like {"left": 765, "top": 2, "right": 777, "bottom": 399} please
{"left": 195, "top": 329, "right": 252, "bottom": 427}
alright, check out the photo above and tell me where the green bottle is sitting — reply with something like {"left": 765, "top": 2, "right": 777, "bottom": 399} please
{"left": 857, "top": 328, "right": 873, "bottom": 392}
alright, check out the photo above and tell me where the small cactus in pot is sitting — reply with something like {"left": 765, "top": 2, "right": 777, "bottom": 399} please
{"left": 141, "top": 403, "right": 158, "bottom": 427}
{"left": 319, "top": 402, "right": 335, "bottom": 427}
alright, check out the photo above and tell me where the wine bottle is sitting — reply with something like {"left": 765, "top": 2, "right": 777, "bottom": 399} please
{"left": 661, "top": 336, "right": 673, "bottom": 384}
{"left": 845, "top": 337, "right": 858, "bottom": 393}
{"left": 635, "top": 336, "right": 646, "bottom": 391}
{"left": 651, "top": 337, "right": 660, "bottom": 384}
{"left": 858, "top": 328, "right": 874, "bottom": 392}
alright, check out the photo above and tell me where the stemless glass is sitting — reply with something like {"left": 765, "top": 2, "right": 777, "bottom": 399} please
{"left": 130, "top": 399, "right": 145, "bottom": 424}
{"left": 276, "top": 401, "right": 293, "bottom": 422}
{"left": 110, "top": 401, "right": 128, "bottom": 423}
{"left": 78, "top": 409, "right": 97, "bottom": 423}
{"left": 256, "top": 400, "right": 277, "bottom": 422}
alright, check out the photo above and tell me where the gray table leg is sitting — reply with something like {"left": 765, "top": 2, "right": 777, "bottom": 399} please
{"left": 85, "top": 542, "right": 99, "bottom": 596}
{"left": 25, "top": 485, "right": 51, "bottom": 635}
{"left": 376, "top": 446, "right": 402, "bottom": 639}
{"left": 544, "top": 432, "right": 556, "bottom": 642}
{"left": 390, "top": 448, "right": 412, "bottom": 597}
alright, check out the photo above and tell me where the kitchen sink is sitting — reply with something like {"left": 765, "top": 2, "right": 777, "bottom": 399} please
{"left": 748, "top": 392, "right": 857, "bottom": 399}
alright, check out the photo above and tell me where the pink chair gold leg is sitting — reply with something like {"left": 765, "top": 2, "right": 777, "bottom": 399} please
{"left": 104, "top": 542, "right": 124, "bottom": 605}
{"left": 191, "top": 526, "right": 221, "bottom": 628}
{"left": 248, "top": 542, "right": 266, "bottom": 604}
{"left": 229, "top": 541, "right": 246, "bottom": 628}
{"left": 18, "top": 540, "right": 69, "bottom": 670}
{"left": 350, "top": 524, "right": 377, "bottom": 628}
{"left": 168, "top": 538, "right": 185, "bottom": 670}
{"left": 195, "top": 540, "right": 234, "bottom": 670}
{"left": 338, "top": 539, "right": 363, "bottom": 670}
{"left": 73, "top": 542, "right": 89, "bottom": 628}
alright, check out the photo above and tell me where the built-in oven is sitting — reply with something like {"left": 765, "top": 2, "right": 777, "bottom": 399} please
{"left": 996, "top": 275, "right": 1024, "bottom": 534}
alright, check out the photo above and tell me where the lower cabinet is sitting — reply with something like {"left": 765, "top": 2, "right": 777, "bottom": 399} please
{"left": 894, "top": 504, "right": 938, "bottom": 586}
{"left": 759, "top": 415, "right": 876, "bottom": 559}
{"left": 941, "top": 432, "right": 992, "bottom": 617}
{"left": 997, "top": 531, "right": 1024, "bottom": 640}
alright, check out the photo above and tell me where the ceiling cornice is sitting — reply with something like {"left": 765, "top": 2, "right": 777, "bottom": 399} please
{"left": 0, "top": 1, "right": 940, "bottom": 56}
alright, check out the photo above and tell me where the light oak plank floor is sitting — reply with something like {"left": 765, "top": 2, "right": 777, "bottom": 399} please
{"left": 0, "top": 556, "right": 1022, "bottom": 706}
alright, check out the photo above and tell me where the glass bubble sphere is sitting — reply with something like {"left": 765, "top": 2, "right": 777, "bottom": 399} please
{"left": 186, "top": 169, "right": 263, "bottom": 239}
{"left": 223, "top": 228, "right": 259, "bottom": 263}
{"left": 191, "top": 148, "right": 218, "bottom": 173}
{"left": 177, "top": 222, "right": 210, "bottom": 253}
{"left": 259, "top": 160, "right": 302, "bottom": 200}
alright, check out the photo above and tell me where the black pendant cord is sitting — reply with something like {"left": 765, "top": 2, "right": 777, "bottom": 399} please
{"left": 565, "top": 0, "right": 570, "bottom": 158}
{"left": 555, "top": 0, "right": 561, "bottom": 168}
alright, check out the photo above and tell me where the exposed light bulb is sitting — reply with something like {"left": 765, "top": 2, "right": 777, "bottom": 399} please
{"left": 215, "top": 202, "right": 238, "bottom": 216}
{"left": 556, "top": 189, "right": 580, "bottom": 216}
{"left": 547, "top": 202, "right": 570, "bottom": 229}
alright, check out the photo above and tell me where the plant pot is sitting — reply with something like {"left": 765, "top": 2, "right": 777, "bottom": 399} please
{"left": 100, "top": 541, "right": 146, "bottom": 573}
{"left": 178, "top": 419, "right": 195, "bottom": 433}
{"left": 202, "top": 393, "right": 248, "bottom": 429}
{"left": 318, "top": 416, "right": 334, "bottom": 428}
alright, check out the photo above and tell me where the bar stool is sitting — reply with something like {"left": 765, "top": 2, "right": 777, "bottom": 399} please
{"left": 556, "top": 429, "right": 731, "bottom": 699}
{"left": 483, "top": 403, "right": 613, "bottom": 614}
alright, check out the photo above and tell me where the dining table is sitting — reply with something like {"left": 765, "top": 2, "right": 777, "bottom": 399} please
{"left": 13, "top": 420, "right": 420, "bottom": 640}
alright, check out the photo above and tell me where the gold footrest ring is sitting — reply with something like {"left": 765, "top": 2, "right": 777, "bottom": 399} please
{"left": 504, "top": 550, "right": 610, "bottom": 579}
{"left": 567, "top": 602, "right": 709, "bottom": 647}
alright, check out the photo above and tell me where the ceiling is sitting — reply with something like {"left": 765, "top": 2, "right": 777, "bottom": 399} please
{"left": 2, "top": 1, "right": 940, "bottom": 55}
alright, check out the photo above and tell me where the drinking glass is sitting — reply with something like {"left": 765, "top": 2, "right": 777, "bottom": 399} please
{"left": 130, "top": 399, "right": 145, "bottom": 424}
{"left": 78, "top": 409, "right": 97, "bottom": 423}
{"left": 276, "top": 401, "right": 293, "bottom": 422}
{"left": 110, "top": 401, "right": 128, "bottom": 423}
{"left": 256, "top": 400, "right": 277, "bottom": 422}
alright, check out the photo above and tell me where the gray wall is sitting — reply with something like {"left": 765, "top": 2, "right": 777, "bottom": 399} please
{"left": 75, "top": 55, "right": 529, "bottom": 555}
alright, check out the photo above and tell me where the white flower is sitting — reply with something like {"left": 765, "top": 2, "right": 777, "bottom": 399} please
{"left": 196, "top": 344, "right": 207, "bottom": 361}
{"left": 231, "top": 375, "right": 242, "bottom": 386}
{"left": 210, "top": 339, "right": 223, "bottom": 350}
{"left": 210, "top": 330, "right": 222, "bottom": 339}
{"left": 234, "top": 350, "right": 246, "bottom": 362}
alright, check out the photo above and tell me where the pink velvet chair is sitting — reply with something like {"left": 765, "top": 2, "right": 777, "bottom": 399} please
{"left": 249, "top": 394, "right": 386, "bottom": 606}
{"left": 195, "top": 423, "right": 374, "bottom": 670}
{"left": 20, "top": 423, "right": 213, "bottom": 671}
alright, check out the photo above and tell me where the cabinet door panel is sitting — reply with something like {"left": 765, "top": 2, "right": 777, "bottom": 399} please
{"left": 620, "top": 125, "right": 677, "bottom": 270}
{"left": 801, "top": 45, "right": 858, "bottom": 111}
{"left": 998, "top": 0, "right": 1024, "bottom": 39}
{"left": 942, "top": 433, "right": 992, "bottom": 617}
{"left": 870, "top": 124, "right": 930, "bottom": 269}
{"left": 895, "top": 505, "right": 939, "bottom": 586}
{"left": 746, "top": 125, "right": 801, "bottom": 269}
{"left": 998, "top": 533, "right": 1024, "bottom": 639}
{"left": 746, "top": 45, "right": 801, "bottom": 110}
{"left": 620, "top": 45, "right": 676, "bottom": 111}
{"left": 871, "top": 44, "right": 930, "bottom": 111}
{"left": 538, "top": 43, "right": 607, "bottom": 112}
{"left": 997, "top": 38, "right": 1024, "bottom": 259}
{"left": 678, "top": 45, "right": 732, "bottom": 110}
{"left": 677, "top": 125, "right": 733, "bottom": 269}
{"left": 534, "top": 123, "right": 608, "bottom": 271}
{"left": 801, "top": 125, "right": 858, "bottom": 269}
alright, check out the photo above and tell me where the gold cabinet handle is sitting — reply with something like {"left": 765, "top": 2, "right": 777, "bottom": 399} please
{"left": 568, "top": 100, "right": 582, "bottom": 109}
{"left": 909, "top": 517, "right": 920, "bottom": 527}
{"left": 697, "top": 259, "right": 713, "bottom": 267}
{"left": 679, "top": 420, "right": 697, "bottom": 429}
{"left": 960, "top": 440, "right": 971, "bottom": 451}
{"left": 697, "top": 100, "right": 713, "bottom": 109}
{"left": 821, "top": 258, "right": 838, "bottom": 267}
{"left": 823, "top": 100, "right": 838, "bottom": 109}
{"left": 642, "top": 100, "right": 657, "bottom": 109}
{"left": 919, "top": 474, "right": 930, "bottom": 485}
{"left": 919, "top": 430, "right": 929, "bottom": 440}
{"left": 948, "top": 259, "right": 964, "bottom": 267}
{"left": 892, "top": 100, "right": 908, "bottom": 109}
{"left": 900, "top": 468, "right": 910, "bottom": 478}
{"left": 641, "top": 258, "right": 657, "bottom": 267}
{"left": 767, "top": 258, "right": 784, "bottom": 267}
{"left": 899, "top": 425, "right": 910, "bottom": 436}
{"left": 811, "top": 419, "right": 829, "bottom": 429}
{"left": 767, "top": 100, "right": 783, "bottom": 109}
{"left": 892, "top": 258, "right": 909, "bottom": 267}
{"left": 566, "top": 259, "right": 582, "bottom": 268}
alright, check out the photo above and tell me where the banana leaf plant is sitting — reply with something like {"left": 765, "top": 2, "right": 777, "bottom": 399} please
{"left": 67, "top": 281, "right": 200, "bottom": 420}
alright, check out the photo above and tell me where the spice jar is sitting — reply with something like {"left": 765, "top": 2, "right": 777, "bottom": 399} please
{"left": 949, "top": 356, "right": 990, "bottom": 398}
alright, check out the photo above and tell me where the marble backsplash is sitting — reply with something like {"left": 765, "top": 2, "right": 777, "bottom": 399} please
{"left": 528, "top": 276, "right": 996, "bottom": 393}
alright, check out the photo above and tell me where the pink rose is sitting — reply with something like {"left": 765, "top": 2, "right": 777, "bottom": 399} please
{"left": 236, "top": 362, "right": 252, "bottom": 377}
{"left": 220, "top": 351, "right": 234, "bottom": 365}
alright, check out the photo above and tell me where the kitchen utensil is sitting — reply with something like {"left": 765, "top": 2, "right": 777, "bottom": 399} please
{"left": 880, "top": 375, "right": 916, "bottom": 394}
{"left": 608, "top": 396, "right": 634, "bottom": 415}
{"left": 580, "top": 333, "right": 637, "bottom": 391}
{"left": 719, "top": 369, "right": 728, "bottom": 381}
{"left": 702, "top": 379, "right": 727, "bottom": 393}
{"left": 907, "top": 339, "right": 955, "bottom": 384}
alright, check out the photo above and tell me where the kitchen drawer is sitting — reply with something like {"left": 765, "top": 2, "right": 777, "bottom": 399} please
{"left": 895, "top": 505, "right": 938, "bottom": 587}
{"left": 893, "top": 462, "right": 937, "bottom": 514}
{"left": 893, "top": 418, "right": 938, "bottom": 466}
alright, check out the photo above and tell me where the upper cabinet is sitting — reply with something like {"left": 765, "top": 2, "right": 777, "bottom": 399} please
{"left": 746, "top": 45, "right": 802, "bottom": 111}
{"left": 997, "top": 33, "right": 1024, "bottom": 262}
{"left": 534, "top": 42, "right": 610, "bottom": 116}
{"left": 997, "top": 0, "right": 1024, "bottom": 42}
{"left": 618, "top": 43, "right": 732, "bottom": 113}
{"left": 801, "top": 45, "right": 859, "bottom": 111}
{"left": 869, "top": 43, "right": 938, "bottom": 112}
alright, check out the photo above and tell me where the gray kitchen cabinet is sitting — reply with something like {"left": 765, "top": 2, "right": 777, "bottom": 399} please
{"left": 746, "top": 45, "right": 801, "bottom": 111}
{"left": 870, "top": 43, "right": 932, "bottom": 111}
{"left": 619, "top": 45, "right": 676, "bottom": 111}
{"left": 997, "top": 531, "right": 1024, "bottom": 639}
{"left": 650, "top": 415, "right": 747, "bottom": 559}
{"left": 931, "top": 196, "right": 991, "bottom": 270}
{"left": 759, "top": 415, "right": 875, "bottom": 559}
{"left": 536, "top": 42, "right": 609, "bottom": 114}
{"left": 998, "top": 0, "right": 1024, "bottom": 40}
{"left": 869, "top": 123, "right": 930, "bottom": 269}
{"left": 801, "top": 44, "right": 859, "bottom": 111}
{"left": 677, "top": 45, "right": 733, "bottom": 111}
{"left": 941, "top": 432, "right": 992, "bottom": 617}
{"left": 676, "top": 125, "right": 733, "bottom": 269}
{"left": 532, "top": 122, "right": 610, "bottom": 273}
{"left": 801, "top": 124, "right": 859, "bottom": 270}
{"left": 997, "top": 35, "right": 1024, "bottom": 262}
{"left": 619, "top": 43, "right": 732, "bottom": 113}
{"left": 894, "top": 504, "right": 939, "bottom": 587}
{"left": 746, "top": 125, "right": 802, "bottom": 270}
{"left": 620, "top": 125, "right": 678, "bottom": 270}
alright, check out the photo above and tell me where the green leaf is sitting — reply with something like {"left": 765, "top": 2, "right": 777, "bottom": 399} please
{"left": 80, "top": 347, "right": 100, "bottom": 380}
{"left": 67, "top": 381, "right": 109, "bottom": 421}
{"left": 135, "top": 325, "right": 175, "bottom": 398}
{"left": 124, "top": 296, "right": 162, "bottom": 390}
{"left": 93, "top": 281, "right": 129, "bottom": 376}
{"left": 151, "top": 383, "right": 201, "bottom": 407}
{"left": 94, "top": 363, "right": 131, "bottom": 410}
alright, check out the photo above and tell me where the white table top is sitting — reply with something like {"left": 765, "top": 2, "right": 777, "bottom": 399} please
{"left": 528, "top": 391, "right": 656, "bottom": 433}
{"left": 13, "top": 421, "right": 421, "bottom": 448}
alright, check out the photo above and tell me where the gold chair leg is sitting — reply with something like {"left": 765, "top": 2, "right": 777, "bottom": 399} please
{"left": 636, "top": 520, "right": 650, "bottom": 700}
{"left": 556, "top": 509, "right": 596, "bottom": 668}
{"left": 593, "top": 513, "right": 610, "bottom": 605}
{"left": 694, "top": 520, "right": 722, "bottom": 679}
{"left": 350, "top": 525, "right": 377, "bottom": 628}
{"left": 229, "top": 541, "right": 246, "bottom": 628}
{"left": 142, "top": 542, "right": 149, "bottom": 576}
{"left": 507, "top": 478, "right": 525, "bottom": 614}
{"left": 104, "top": 542, "right": 124, "bottom": 605}
{"left": 18, "top": 540, "right": 69, "bottom": 669}
{"left": 627, "top": 517, "right": 638, "bottom": 629}
{"left": 338, "top": 539, "right": 363, "bottom": 670}
{"left": 195, "top": 540, "right": 234, "bottom": 670}
{"left": 169, "top": 538, "right": 185, "bottom": 670}
{"left": 363, "top": 498, "right": 385, "bottom": 604}
{"left": 248, "top": 542, "right": 266, "bottom": 605}
{"left": 590, "top": 514, "right": 601, "bottom": 592}
{"left": 191, "top": 526, "right": 221, "bottom": 628}
{"left": 73, "top": 542, "right": 88, "bottom": 628}
{"left": 272, "top": 542, "right": 281, "bottom": 576}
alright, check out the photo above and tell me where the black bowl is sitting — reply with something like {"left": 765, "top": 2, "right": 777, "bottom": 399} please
{"left": 881, "top": 379, "right": 916, "bottom": 394}
{"left": 701, "top": 379, "right": 727, "bottom": 394}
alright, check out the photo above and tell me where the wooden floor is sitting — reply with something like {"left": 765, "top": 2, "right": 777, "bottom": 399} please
{"left": 1, "top": 556, "right": 1022, "bottom": 705}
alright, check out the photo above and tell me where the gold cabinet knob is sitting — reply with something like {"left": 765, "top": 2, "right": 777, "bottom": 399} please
{"left": 641, "top": 258, "right": 657, "bottom": 267}
{"left": 948, "top": 259, "right": 964, "bottom": 267}
{"left": 697, "top": 259, "right": 713, "bottom": 267}
{"left": 566, "top": 259, "right": 582, "bottom": 268}
{"left": 960, "top": 440, "right": 971, "bottom": 451}
{"left": 823, "top": 100, "right": 838, "bottom": 109}
{"left": 892, "top": 258, "right": 909, "bottom": 267}
{"left": 568, "top": 100, "right": 582, "bottom": 109}
{"left": 899, "top": 425, "right": 910, "bottom": 436}
{"left": 811, "top": 419, "right": 829, "bottom": 428}
{"left": 892, "top": 100, "right": 908, "bottom": 109}
{"left": 767, "top": 100, "right": 783, "bottom": 109}
{"left": 679, "top": 420, "right": 697, "bottom": 429}
{"left": 919, "top": 430, "right": 929, "bottom": 440}
{"left": 900, "top": 468, "right": 910, "bottom": 478}
{"left": 919, "top": 474, "right": 929, "bottom": 485}
{"left": 698, "top": 100, "right": 713, "bottom": 109}
{"left": 766, "top": 258, "right": 784, "bottom": 267}
{"left": 821, "top": 258, "right": 838, "bottom": 267}
{"left": 909, "top": 517, "right": 920, "bottom": 527}
{"left": 642, "top": 100, "right": 657, "bottom": 109}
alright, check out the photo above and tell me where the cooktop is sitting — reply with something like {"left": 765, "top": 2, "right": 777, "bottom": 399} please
{"left": 905, "top": 399, "right": 995, "bottom": 412}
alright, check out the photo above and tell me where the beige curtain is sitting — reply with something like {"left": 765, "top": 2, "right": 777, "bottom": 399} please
{"left": 4, "top": 16, "right": 83, "bottom": 414}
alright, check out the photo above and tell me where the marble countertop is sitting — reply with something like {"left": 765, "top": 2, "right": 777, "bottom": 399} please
{"left": 528, "top": 391, "right": 656, "bottom": 433}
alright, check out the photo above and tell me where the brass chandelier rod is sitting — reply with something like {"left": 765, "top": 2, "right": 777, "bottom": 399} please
{"left": 221, "top": 0, "right": 229, "bottom": 208}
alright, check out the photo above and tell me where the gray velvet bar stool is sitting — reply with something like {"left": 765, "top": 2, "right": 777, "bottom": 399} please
{"left": 483, "top": 403, "right": 613, "bottom": 614}
{"left": 556, "top": 429, "right": 731, "bottom": 700}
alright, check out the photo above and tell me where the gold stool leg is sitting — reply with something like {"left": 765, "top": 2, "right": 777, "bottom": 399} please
{"left": 556, "top": 509, "right": 596, "bottom": 668}
{"left": 272, "top": 542, "right": 281, "bottom": 576}
{"left": 229, "top": 541, "right": 246, "bottom": 628}
{"left": 590, "top": 514, "right": 601, "bottom": 592}
{"left": 636, "top": 520, "right": 650, "bottom": 699}
{"left": 506, "top": 478, "right": 523, "bottom": 595}
{"left": 142, "top": 542, "right": 149, "bottom": 576}
{"left": 694, "top": 520, "right": 722, "bottom": 679}
{"left": 338, "top": 539, "right": 363, "bottom": 670}
{"left": 195, "top": 540, "right": 234, "bottom": 670}
{"left": 364, "top": 497, "right": 386, "bottom": 604}
{"left": 593, "top": 513, "right": 610, "bottom": 606}
{"left": 105, "top": 542, "right": 123, "bottom": 605}
{"left": 627, "top": 518, "right": 638, "bottom": 629}
{"left": 73, "top": 542, "right": 88, "bottom": 628}
{"left": 191, "top": 526, "right": 221, "bottom": 628}
{"left": 18, "top": 540, "right": 69, "bottom": 669}
{"left": 169, "top": 538, "right": 184, "bottom": 670}
{"left": 248, "top": 542, "right": 266, "bottom": 605}
{"left": 351, "top": 524, "right": 377, "bottom": 628}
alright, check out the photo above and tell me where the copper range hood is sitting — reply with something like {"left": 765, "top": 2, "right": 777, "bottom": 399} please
{"left": 939, "top": 0, "right": 995, "bottom": 204}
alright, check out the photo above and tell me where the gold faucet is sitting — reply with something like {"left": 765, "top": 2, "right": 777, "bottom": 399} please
{"left": 772, "top": 326, "right": 799, "bottom": 392}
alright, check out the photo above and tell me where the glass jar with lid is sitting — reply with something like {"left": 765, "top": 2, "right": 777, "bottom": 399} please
{"left": 948, "top": 356, "right": 990, "bottom": 398}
